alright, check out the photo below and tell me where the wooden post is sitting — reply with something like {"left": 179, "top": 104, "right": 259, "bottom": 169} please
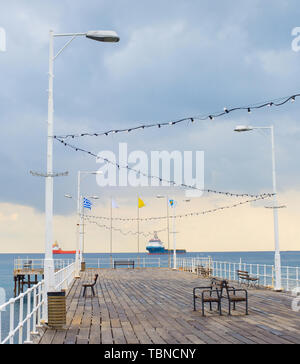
{"left": 14, "top": 276, "right": 17, "bottom": 297}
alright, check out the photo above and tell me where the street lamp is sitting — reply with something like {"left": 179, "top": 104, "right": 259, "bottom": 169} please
{"left": 44, "top": 29, "right": 119, "bottom": 317}
{"left": 234, "top": 125, "right": 282, "bottom": 291}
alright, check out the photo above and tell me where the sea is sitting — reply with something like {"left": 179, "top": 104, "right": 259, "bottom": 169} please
{"left": 1, "top": 251, "right": 300, "bottom": 343}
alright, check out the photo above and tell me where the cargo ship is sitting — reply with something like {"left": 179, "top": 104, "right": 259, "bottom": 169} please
{"left": 146, "top": 232, "right": 186, "bottom": 255}
{"left": 52, "top": 241, "right": 76, "bottom": 255}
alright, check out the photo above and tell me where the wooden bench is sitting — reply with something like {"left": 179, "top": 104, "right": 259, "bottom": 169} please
{"left": 237, "top": 270, "right": 259, "bottom": 288}
{"left": 82, "top": 274, "right": 98, "bottom": 297}
{"left": 114, "top": 260, "right": 135, "bottom": 269}
{"left": 23, "top": 260, "right": 32, "bottom": 270}
{"left": 193, "top": 278, "right": 249, "bottom": 316}
{"left": 196, "top": 265, "right": 212, "bottom": 278}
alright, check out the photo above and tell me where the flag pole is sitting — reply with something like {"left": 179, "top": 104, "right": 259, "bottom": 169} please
{"left": 110, "top": 197, "right": 113, "bottom": 268}
{"left": 173, "top": 203, "right": 177, "bottom": 270}
{"left": 166, "top": 196, "right": 170, "bottom": 268}
{"left": 82, "top": 199, "right": 85, "bottom": 264}
{"left": 79, "top": 195, "right": 84, "bottom": 265}
{"left": 137, "top": 196, "right": 140, "bottom": 268}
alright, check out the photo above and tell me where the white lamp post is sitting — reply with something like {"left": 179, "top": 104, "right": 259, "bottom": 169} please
{"left": 44, "top": 29, "right": 119, "bottom": 318}
{"left": 234, "top": 125, "right": 282, "bottom": 291}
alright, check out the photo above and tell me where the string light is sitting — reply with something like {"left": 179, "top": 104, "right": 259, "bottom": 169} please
{"left": 55, "top": 137, "right": 273, "bottom": 199}
{"left": 84, "top": 194, "right": 273, "bottom": 223}
{"left": 53, "top": 93, "right": 300, "bottom": 140}
{"left": 84, "top": 217, "right": 168, "bottom": 237}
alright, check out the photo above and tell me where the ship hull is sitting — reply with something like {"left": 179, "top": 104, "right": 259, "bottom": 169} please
{"left": 53, "top": 250, "right": 76, "bottom": 255}
{"left": 146, "top": 249, "right": 186, "bottom": 255}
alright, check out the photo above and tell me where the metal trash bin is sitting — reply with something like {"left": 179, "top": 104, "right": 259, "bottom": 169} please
{"left": 47, "top": 292, "right": 66, "bottom": 328}
{"left": 81, "top": 262, "right": 86, "bottom": 272}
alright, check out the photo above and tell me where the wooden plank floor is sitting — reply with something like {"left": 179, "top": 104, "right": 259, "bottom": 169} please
{"left": 36, "top": 268, "right": 300, "bottom": 344}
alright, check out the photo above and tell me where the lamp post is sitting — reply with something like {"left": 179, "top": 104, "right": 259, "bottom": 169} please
{"left": 234, "top": 125, "right": 282, "bottom": 291}
{"left": 44, "top": 29, "right": 119, "bottom": 317}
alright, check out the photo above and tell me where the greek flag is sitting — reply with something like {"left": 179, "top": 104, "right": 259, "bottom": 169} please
{"left": 83, "top": 198, "right": 92, "bottom": 210}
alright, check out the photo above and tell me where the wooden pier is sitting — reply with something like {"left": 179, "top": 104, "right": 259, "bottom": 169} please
{"left": 13, "top": 269, "right": 44, "bottom": 297}
{"left": 36, "top": 268, "right": 300, "bottom": 344}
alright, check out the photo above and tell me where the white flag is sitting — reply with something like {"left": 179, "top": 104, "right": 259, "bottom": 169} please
{"left": 112, "top": 199, "right": 119, "bottom": 209}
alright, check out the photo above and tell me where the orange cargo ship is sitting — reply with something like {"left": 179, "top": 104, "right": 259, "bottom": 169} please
{"left": 52, "top": 241, "right": 76, "bottom": 255}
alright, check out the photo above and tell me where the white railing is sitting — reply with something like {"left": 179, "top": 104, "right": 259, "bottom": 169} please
{"left": 0, "top": 261, "right": 76, "bottom": 345}
{"left": 0, "top": 281, "right": 45, "bottom": 344}
{"left": 14, "top": 259, "right": 74, "bottom": 272}
{"left": 84, "top": 256, "right": 177, "bottom": 269}
{"left": 54, "top": 262, "right": 76, "bottom": 291}
{"left": 177, "top": 257, "right": 300, "bottom": 292}
{"left": 177, "top": 257, "right": 212, "bottom": 272}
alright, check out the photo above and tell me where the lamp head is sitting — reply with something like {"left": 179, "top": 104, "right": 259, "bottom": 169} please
{"left": 234, "top": 125, "right": 254, "bottom": 132}
{"left": 86, "top": 30, "right": 120, "bottom": 43}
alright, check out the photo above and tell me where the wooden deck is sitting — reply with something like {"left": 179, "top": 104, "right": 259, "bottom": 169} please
{"left": 36, "top": 268, "right": 300, "bottom": 344}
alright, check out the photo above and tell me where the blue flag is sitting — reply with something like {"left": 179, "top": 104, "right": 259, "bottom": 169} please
{"left": 83, "top": 197, "right": 92, "bottom": 210}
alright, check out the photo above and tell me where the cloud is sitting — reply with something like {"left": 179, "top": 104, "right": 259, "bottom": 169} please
{"left": 246, "top": 49, "right": 300, "bottom": 78}
{"left": 0, "top": 211, "right": 19, "bottom": 222}
{"left": 0, "top": 0, "right": 300, "bottom": 219}
{"left": 1, "top": 188, "right": 300, "bottom": 253}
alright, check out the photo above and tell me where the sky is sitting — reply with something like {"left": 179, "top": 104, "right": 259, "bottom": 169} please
{"left": 0, "top": 0, "right": 300, "bottom": 253}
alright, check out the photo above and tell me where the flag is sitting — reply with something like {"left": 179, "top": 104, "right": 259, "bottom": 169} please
{"left": 169, "top": 199, "right": 176, "bottom": 208}
{"left": 111, "top": 199, "right": 119, "bottom": 209}
{"left": 138, "top": 198, "right": 145, "bottom": 209}
{"left": 83, "top": 197, "right": 92, "bottom": 210}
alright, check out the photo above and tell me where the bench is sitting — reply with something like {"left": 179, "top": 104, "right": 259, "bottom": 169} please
{"left": 82, "top": 274, "right": 98, "bottom": 297}
{"left": 237, "top": 270, "right": 259, "bottom": 288}
{"left": 196, "top": 265, "right": 212, "bottom": 278}
{"left": 114, "top": 260, "right": 135, "bottom": 269}
{"left": 193, "top": 278, "right": 249, "bottom": 316}
{"left": 23, "top": 260, "right": 32, "bottom": 270}
{"left": 221, "top": 279, "right": 248, "bottom": 316}
{"left": 193, "top": 278, "right": 224, "bottom": 316}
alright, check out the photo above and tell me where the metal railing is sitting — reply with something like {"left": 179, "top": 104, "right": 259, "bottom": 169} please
{"left": 177, "top": 257, "right": 300, "bottom": 292}
{"left": 0, "top": 281, "right": 44, "bottom": 344}
{"left": 84, "top": 257, "right": 175, "bottom": 269}
{"left": 54, "top": 262, "right": 76, "bottom": 291}
{"left": 0, "top": 261, "right": 76, "bottom": 345}
{"left": 14, "top": 258, "right": 74, "bottom": 272}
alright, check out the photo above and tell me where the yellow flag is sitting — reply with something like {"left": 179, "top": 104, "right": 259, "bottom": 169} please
{"left": 138, "top": 198, "right": 145, "bottom": 208}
